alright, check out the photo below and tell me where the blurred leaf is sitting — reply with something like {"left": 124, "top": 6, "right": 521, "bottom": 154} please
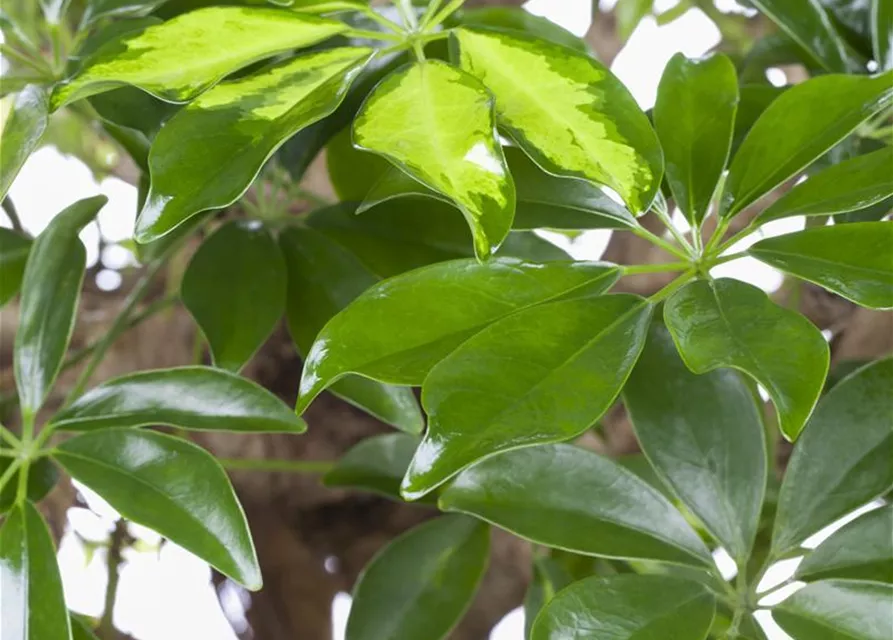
{"left": 749, "top": 0, "right": 852, "bottom": 71}
{"left": 774, "top": 579, "right": 892, "bottom": 640}
{"left": 0, "top": 457, "right": 58, "bottom": 513}
{"left": 0, "top": 85, "right": 48, "bottom": 202}
{"left": 324, "top": 433, "right": 420, "bottom": 500}
{"left": 523, "top": 556, "right": 572, "bottom": 639}
{"left": 0, "top": 227, "right": 31, "bottom": 307}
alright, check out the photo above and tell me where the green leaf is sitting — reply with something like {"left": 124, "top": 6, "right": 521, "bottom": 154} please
{"left": 296, "top": 258, "right": 620, "bottom": 409}
{"left": 774, "top": 580, "right": 893, "bottom": 640}
{"left": 454, "top": 27, "right": 663, "bottom": 214}
{"left": 279, "top": 227, "right": 423, "bottom": 433}
{"left": 360, "top": 146, "right": 637, "bottom": 231}
{"left": 50, "top": 366, "right": 305, "bottom": 433}
{"left": 404, "top": 294, "right": 652, "bottom": 498}
{"left": 326, "top": 126, "right": 392, "bottom": 202}
{"left": 615, "top": 0, "right": 653, "bottom": 39}
{"left": 731, "top": 85, "right": 784, "bottom": 158}
{"left": 439, "top": 444, "right": 712, "bottom": 567}
{"left": 353, "top": 60, "right": 515, "bottom": 259}
{"left": 523, "top": 556, "right": 573, "bottom": 639}
{"left": 0, "top": 86, "right": 48, "bottom": 202}
{"left": 449, "top": 7, "right": 589, "bottom": 52}
{"left": 71, "top": 615, "right": 101, "bottom": 640}
{"left": 654, "top": 53, "right": 737, "bottom": 226}
{"left": 181, "top": 221, "right": 286, "bottom": 371}
{"left": 772, "top": 358, "right": 893, "bottom": 555}
{"left": 136, "top": 47, "right": 372, "bottom": 243}
{"left": 796, "top": 505, "right": 893, "bottom": 583}
{"left": 0, "top": 457, "right": 58, "bottom": 514}
{"left": 748, "top": 0, "right": 851, "bottom": 71}
{"left": 754, "top": 148, "right": 893, "bottom": 224}
{"left": 530, "top": 574, "right": 715, "bottom": 640}
{"left": 721, "top": 72, "right": 893, "bottom": 219}
{"left": 875, "top": 0, "right": 893, "bottom": 69}
{"left": 53, "top": 428, "right": 261, "bottom": 589}
{"left": 664, "top": 278, "right": 829, "bottom": 440}
{"left": 0, "top": 501, "right": 71, "bottom": 640}
{"left": 749, "top": 222, "right": 893, "bottom": 309}
{"left": 51, "top": 7, "right": 348, "bottom": 109}
{"left": 323, "top": 433, "right": 420, "bottom": 500}
{"left": 624, "top": 317, "right": 766, "bottom": 564}
{"left": 345, "top": 514, "right": 489, "bottom": 640}
{"left": 0, "top": 228, "right": 31, "bottom": 307}
{"left": 15, "top": 195, "right": 107, "bottom": 417}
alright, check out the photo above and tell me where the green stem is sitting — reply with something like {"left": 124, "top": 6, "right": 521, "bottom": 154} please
{"left": 0, "top": 425, "right": 21, "bottom": 448}
{"left": 709, "top": 223, "right": 759, "bottom": 260}
{"left": 395, "top": 0, "right": 419, "bottom": 30}
{"left": 342, "top": 28, "right": 403, "bottom": 42}
{"left": 419, "top": 0, "right": 445, "bottom": 28}
{"left": 219, "top": 458, "right": 335, "bottom": 474}
{"left": 356, "top": 5, "right": 405, "bottom": 33}
{"left": 0, "top": 449, "right": 17, "bottom": 458}
{"left": 2, "top": 197, "right": 26, "bottom": 235}
{"left": 708, "top": 251, "right": 748, "bottom": 268}
{"left": 0, "top": 44, "right": 54, "bottom": 78}
{"left": 703, "top": 217, "right": 731, "bottom": 256}
{"left": 621, "top": 261, "right": 690, "bottom": 275}
{"left": 631, "top": 226, "right": 693, "bottom": 261}
{"left": 0, "top": 459, "right": 22, "bottom": 495}
{"left": 647, "top": 270, "right": 696, "bottom": 304}
{"left": 652, "top": 197, "right": 696, "bottom": 257}
{"left": 426, "top": 0, "right": 465, "bottom": 29}
{"left": 63, "top": 260, "right": 167, "bottom": 409}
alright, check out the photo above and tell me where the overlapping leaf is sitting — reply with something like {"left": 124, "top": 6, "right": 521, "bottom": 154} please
{"left": 0, "top": 228, "right": 31, "bottom": 307}
{"left": 774, "top": 580, "right": 893, "bottom": 640}
{"left": 454, "top": 27, "right": 663, "bottom": 214}
{"left": 875, "top": 0, "right": 893, "bottom": 69}
{"left": 748, "top": 0, "right": 851, "bottom": 71}
{"left": 323, "top": 433, "right": 419, "bottom": 500}
{"left": 0, "top": 86, "right": 48, "bottom": 201}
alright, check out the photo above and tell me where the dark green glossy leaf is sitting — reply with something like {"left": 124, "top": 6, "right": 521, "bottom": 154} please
{"left": 0, "top": 457, "right": 58, "bottom": 514}
{"left": 136, "top": 47, "right": 372, "bottom": 243}
{"left": 530, "top": 574, "right": 715, "bottom": 640}
{"left": 279, "top": 227, "right": 423, "bottom": 433}
{"left": 15, "top": 195, "right": 107, "bottom": 417}
{"left": 54, "top": 428, "right": 261, "bottom": 589}
{"left": 774, "top": 579, "right": 892, "bottom": 640}
{"left": 326, "top": 125, "right": 391, "bottom": 202}
{"left": 0, "top": 228, "right": 31, "bottom": 307}
{"left": 755, "top": 148, "right": 893, "bottom": 224}
{"left": 296, "top": 258, "right": 620, "bottom": 410}
{"left": 731, "top": 85, "right": 784, "bottom": 157}
{"left": 875, "top": 0, "right": 893, "bottom": 69}
{"left": 624, "top": 318, "right": 766, "bottom": 563}
{"left": 748, "top": 0, "right": 851, "bottom": 71}
{"left": 51, "top": 366, "right": 305, "bottom": 433}
{"left": 454, "top": 27, "right": 663, "bottom": 214}
{"left": 404, "top": 294, "right": 652, "bottom": 498}
{"left": 772, "top": 358, "right": 893, "bottom": 554}
{"left": 749, "top": 222, "right": 893, "bottom": 309}
{"left": 346, "top": 514, "right": 489, "bottom": 640}
{"left": 450, "top": 7, "right": 588, "bottom": 52}
{"left": 664, "top": 278, "right": 829, "bottom": 440}
{"left": 721, "top": 72, "right": 893, "bottom": 219}
{"left": 654, "top": 53, "right": 737, "bottom": 226}
{"left": 71, "top": 615, "right": 101, "bottom": 640}
{"left": 51, "top": 7, "right": 348, "bottom": 109}
{"left": 0, "top": 85, "right": 48, "bottom": 202}
{"left": 323, "top": 433, "right": 419, "bottom": 499}
{"left": 353, "top": 60, "right": 515, "bottom": 259}
{"left": 90, "top": 88, "right": 177, "bottom": 138}
{"left": 523, "top": 556, "right": 573, "bottom": 639}
{"left": 181, "top": 221, "right": 286, "bottom": 371}
{"left": 360, "top": 146, "right": 637, "bottom": 230}
{"left": 439, "top": 444, "right": 712, "bottom": 567}
{"left": 0, "top": 501, "right": 71, "bottom": 640}
{"left": 797, "top": 505, "right": 893, "bottom": 583}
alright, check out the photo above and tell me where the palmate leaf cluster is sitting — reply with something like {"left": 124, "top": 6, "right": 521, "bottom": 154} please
{"left": 0, "top": 0, "right": 891, "bottom": 638}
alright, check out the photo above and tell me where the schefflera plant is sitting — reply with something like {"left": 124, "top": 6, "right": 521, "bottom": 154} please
{"left": 0, "top": 0, "right": 890, "bottom": 639}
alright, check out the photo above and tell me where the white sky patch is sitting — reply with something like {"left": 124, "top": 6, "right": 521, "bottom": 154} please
{"left": 463, "top": 141, "right": 506, "bottom": 175}
{"left": 523, "top": 0, "right": 591, "bottom": 36}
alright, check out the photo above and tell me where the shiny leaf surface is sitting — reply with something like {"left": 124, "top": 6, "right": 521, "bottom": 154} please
{"left": 15, "top": 195, "right": 107, "bottom": 417}
{"left": 51, "top": 7, "right": 347, "bottom": 109}
{"left": 181, "top": 221, "right": 286, "bottom": 371}
{"left": 530, "top": 574, "right": 715, "bottom": 640}
{"left": 346, "top": 515, "right": 489, "bottom": 640}
{"left": 774, "top": 580, "right": 893, "bottom": 640}
{"left": 0, "top": 502, "right": 71, "bottom": 640}
{"left": 750, "top": 222, "right": 893, "bottom": 309}
{"left": 754, "top": 147, "right": 893, "bottom": 224}
{"left": 796, "top": 505, "right": 893, "bottom": 583}
{"left": 279, "top": 227, "right": 423, "bottom": 433}
{"left": 664, "top": 278, "right": 828, "bottom": 440}
{"left": 772, "top": 358, "right": 893, "bottom": 554}
{"left": 136, "top": 47, "right": 371, "bottom": 242}
{"left": 450, "top": 7, "right": 588, "bottom": 52}
{"left": 731, "top": 85, "right": 784, "bottom": 157}
{"left": 721, "top": 72, "right": 893, "bottom": 219}
{"left": 0, "top": 86, "right": 47, "bottom": 202}
{"left": 54, "top": 429, "right": 261, "bottom": 589}
{"left": 748, "top": 0, "right": 851, "bottom": 71}
{"left": 404, "top": 294, "right": 652, "bottom": 498}
{"left": 875, "top": 0, "right": 893, "bottom": 69}
{"left": 654, "top": 53, "right": 738, "bottom": 226}
{"left": 439, "top": 444, "right": 712, "bottom": 566}
{"left": 624, "top": 318, "right": 766, "bottom": 563}
{"left": 296, "top": 258, "right": 620, "bottom": 409}
{"left": 51, "top": 366, "right": 305, "bottom": 433}
{"left": 0, "top": 228, "right": 31, "bottom": 307}
{"left": 323, "top": 433, "right": 420, "bottom": 500}
{"left": 353, "top": 60, "right": 515, "bottom": 259}
{"left": 454, "top": 27, "right": 663, "bottom": 214}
